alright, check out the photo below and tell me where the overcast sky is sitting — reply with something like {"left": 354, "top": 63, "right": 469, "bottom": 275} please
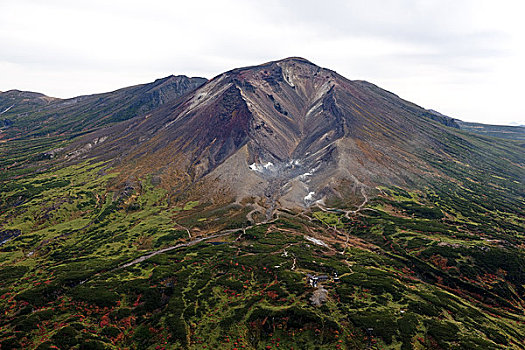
{"left": 1, "top": 0, "right": 524, "bottom": 125}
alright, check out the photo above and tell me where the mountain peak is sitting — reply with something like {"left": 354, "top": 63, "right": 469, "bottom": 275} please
{"left": 274, "top": 56, "right": 316, "bottom": 65}
{"left": 227, "top": 57, "right": 322, "bottom": 78}
{"left": 152, "top": 75, "right": 207, "bottom": 87}
{"left": 0, "top": 89, "right": 47, "bottom": 98}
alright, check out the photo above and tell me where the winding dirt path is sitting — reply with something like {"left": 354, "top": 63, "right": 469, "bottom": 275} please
{"left": 117, "top": 231, "right": 232, "bottom": 269}
{"left": 313, "top": 184, "right": 369, "bottom": 254}
{"left": 0, "top": 104, "right": 14, "bottom": 116}
{"left": 315, "top": 185, "right": 368, "bottom": 219}
{"left": 344, "top": 186, "right": 368, "bottom": 218}
{"left": 116, "top": 217, "right": 279, "bottom": 271}
{"left": 246, "top": 202, "right": 266, "bottom": 224}
{"left": 174, "top": 222, "right": 192, "bottom": 238}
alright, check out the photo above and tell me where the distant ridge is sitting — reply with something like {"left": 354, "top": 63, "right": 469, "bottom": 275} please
{"left": 0, "top": 75, "right": 207, "bottom": 140}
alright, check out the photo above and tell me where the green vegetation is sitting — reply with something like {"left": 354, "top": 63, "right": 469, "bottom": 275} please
{"left": 0, "top": 115, "right": 524, "bottom": 349}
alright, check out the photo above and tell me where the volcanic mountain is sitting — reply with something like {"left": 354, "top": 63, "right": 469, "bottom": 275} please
{"left": 65, "top": 57, "right": 522, "bottom": 214}
{"left": 1, "top": 58, "right": 524, "bottom": 349}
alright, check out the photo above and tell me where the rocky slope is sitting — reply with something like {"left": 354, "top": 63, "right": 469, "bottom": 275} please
{"left": 64, "top": 58, "right": 523, "bottom": 213}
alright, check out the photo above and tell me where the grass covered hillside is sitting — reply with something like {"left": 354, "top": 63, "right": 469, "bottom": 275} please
{"left": 0, "top": 143, "right": 523, "bottom": 349}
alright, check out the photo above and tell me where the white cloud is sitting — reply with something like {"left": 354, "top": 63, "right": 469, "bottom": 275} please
{"left": 0, "top": 0, "right": 524, "bottom": 125}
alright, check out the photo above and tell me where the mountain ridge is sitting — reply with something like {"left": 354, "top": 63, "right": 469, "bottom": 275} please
{"left": 0, "top": 75, "right": 207, "bottom": 140}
